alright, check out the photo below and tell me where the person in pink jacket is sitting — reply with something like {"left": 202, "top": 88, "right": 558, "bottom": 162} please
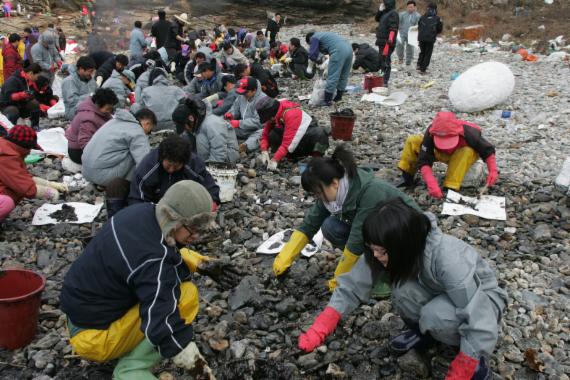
{"left": 65, "top": 88, "right": 118, "bottom": 164}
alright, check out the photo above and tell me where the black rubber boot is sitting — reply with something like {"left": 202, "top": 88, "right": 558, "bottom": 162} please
{"left": 395, "top": 171, "right": 416, "bottom": 188}
{"left": 323, "top": 91, "right": 334, "bottom": 106}
{"left": 105, "top": 198, "right": 127, "bottom": 220}
{"left": 472, "top": 356, "right": 493, "bottom": 380}
{"left": 333, "top": 90, "right": 344, "bottom": 102}
{"left": 389, "top": 328, "right": 434, "bottom": 355}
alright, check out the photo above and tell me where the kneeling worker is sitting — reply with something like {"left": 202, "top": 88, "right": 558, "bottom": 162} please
{"left": 60, "top": 181, "right": 242, "bottom": 380}
{"left": 397, "top": 112, "right": 498, "bottom": 198}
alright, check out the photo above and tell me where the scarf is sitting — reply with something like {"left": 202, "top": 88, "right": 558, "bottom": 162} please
{"left": 323, "top": 175, "right": 349, "bottom": 215}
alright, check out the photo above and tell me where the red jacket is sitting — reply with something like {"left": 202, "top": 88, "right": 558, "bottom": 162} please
{"left": 260, "top": 100, "right": 311, "bottom": 162}
{"left": 270, "top": 44, "right": 289, "bottom": 60}
{"left": 0, "top": 138, "right": 36, "bottom": 203}
{"left": 2, "top": 42, "right": 23, "bottom": 82}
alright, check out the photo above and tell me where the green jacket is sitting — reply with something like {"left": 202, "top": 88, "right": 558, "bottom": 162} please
{"left": 298, "top": 168, "right": 420, "bottom": 255}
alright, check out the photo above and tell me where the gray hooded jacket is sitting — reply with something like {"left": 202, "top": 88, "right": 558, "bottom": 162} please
{"left": 398, "top": 10, "right": 421, "bottom": 40}
{"left": 328, "top": 213, "right": 508, "bottom": 359}
{"left": 102, "top": 70, "right": 131, "bottom": 108}
{"left": 194, "top": 102, "right": 240, "bottom": 163}
{"left": 61, "top": 71, "right": 97, "bottom": 120}
{"left": 229, "top": 88, "right": 267, "bottom": 132}
{"left": 82, "top": 109, "right": 150, "bottom": 185}
{"left": 131, "top": 75, "right": 186, "bottom": 131}
{"left": 31, "top": 32, "right": 61, "bottom": 78}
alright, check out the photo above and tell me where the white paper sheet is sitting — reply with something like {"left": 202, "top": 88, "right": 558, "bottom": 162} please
{"left": 32, "top": 202, "right": 104, "bottom": 225}
{"left": 442, "top": 190, "right": 506, "bottom": 221}
{"left": 408, "top": 26, "right": 419, "bottom": 48}
{"left": 33, "top": 127, "right": 68, "bottom": 156}
{"left": 256, "top": 229, "right": 324, "bottom": 257}
{"left": 361, "top": 91, "right": 408, "bottom": 106}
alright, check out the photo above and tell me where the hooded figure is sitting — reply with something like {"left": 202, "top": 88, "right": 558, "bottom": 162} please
{"left": 30, "top": 31, "right": 62, "bottom": 82}
{"left": 397, "top": 112, "right": 498, "bottom": 198}
{"left": 60, "top": 180, "right": 236, "bottom": 379}
{"left": 375, "top": 0, "right": 399, "bottom": 85}
{"left": 102, "top": 69, "right": 135, "bottom": 108}
{"left": 131, "top": 68, "right": 186, "bottom": 131}
{"left": 352, "top": 43, "right": 381, "bottom": 72}
{"left": 172, "top": 98, "right": 240, "bottom": 163}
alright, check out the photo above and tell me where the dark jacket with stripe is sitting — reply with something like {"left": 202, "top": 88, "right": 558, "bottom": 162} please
{"left": 128, "top": 148, "right": 220, "bottom": 205}
{"left": 60, "top": 203, "right": 193, "bottom": 358}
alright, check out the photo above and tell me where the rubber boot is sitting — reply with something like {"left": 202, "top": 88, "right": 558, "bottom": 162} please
{"left": 322, "top": 91, "right": 334, "bottom": 107}
{"left": 105, "top": 197, "right": 127, "bottom": 220}
{"left": 328, "top": 248, "right": 359, "bottom": 291}
{"left": 113, "top": 339, "right": 161, "bottom": 380}
{"left": 333, "top": 90, "right": 344, "bottom": 102}
{"left": 472, "top": 356, "right": 493, "bottom": 380}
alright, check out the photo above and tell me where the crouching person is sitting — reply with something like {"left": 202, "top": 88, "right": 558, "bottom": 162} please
{"left": 298, "top": 198, "right": 508, "bottom": 380}
{"left": 397, "top": 112, "right": 498, "bottom": 198}
{"left": 81, "top": 108, "right": 156, "bottom": 217}
{"left": 255, "top": 97, "right": 329, "bottom": 171}
{"left": 128, "top": 134, "right": 221, "bottom": 208}
{"left": 0, "top": 126, "right": 66, "bottom": 222}
{"left": 60, "top": 181, "right": 242, "bottom": 380}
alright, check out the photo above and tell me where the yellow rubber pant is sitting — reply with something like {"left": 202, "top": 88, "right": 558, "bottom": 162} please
{"left": 398, "top": 135, "right": 479, "bottom": 190}
{"left": 69, "top": 282, "right": 200, "bottom": 363}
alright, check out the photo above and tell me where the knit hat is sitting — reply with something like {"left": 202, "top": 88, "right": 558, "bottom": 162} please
{"left": 155, "top": 180, "right": 214, "bottom": 246}
{"left": 256, "top": 97, "right": 280, "bottom": 123}
{"left": 6, "top": 125, "right": 43, "bottom": 150}
{"left": 429, "top": 112, "right": 463, "bottom": 150}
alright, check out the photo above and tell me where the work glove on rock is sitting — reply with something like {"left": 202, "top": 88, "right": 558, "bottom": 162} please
{"left": 258, "top": 150, "right": 270, "bottom": 166}
{"left": 267, "top": 160, "right": 278, "bottom": 171}
{"left": 35, "top": 184, "right": 59, "bottom": 201}
{"left": 273, "top": 230, "right": 309, "bottom": 276}
{"left": 485, "top": 154, "right": 499, "bottom": 187}
{"left": 298, "top": 307, "right": 341, "bottom": 352}
{"left": 172, "top": 342, "right": 215, "bottom": 380}
{"left": 223, "top": 112, "right": 233, "bottom": 121}
{"left": 197, "top": 256, "right": 243, "bottom": 289}
{"left": 445, "top": 352, "right": 479, "bottom": 380}
{"left": 420, "top": 166, "right": 443, "bottom": 199}
{"left": 33, "top": 177, "right": 68, "bottom": 193}
{"left": 328, "top": 248, "right": 360, "bottom": 291}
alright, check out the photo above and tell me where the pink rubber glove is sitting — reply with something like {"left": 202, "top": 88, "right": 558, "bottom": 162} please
{"left": 420, "top": 166, "right": 443, "bottom": 199}
{"left": 224, "top": 112, "right": 233, "bottom": 121}
{"left": 485, "top": 154, "right": 498, "bottom": 187}
{"left": 445, "top": 352, "right": 479, "bottom": 380}
{"left": 212, "top": 202, "right": 218, "bottom": 212}
{"left": 230, "top": 120, "right": 240, "bottom": 129}
{"left": 298, "top": 307, "right": 341, "bottom": 352}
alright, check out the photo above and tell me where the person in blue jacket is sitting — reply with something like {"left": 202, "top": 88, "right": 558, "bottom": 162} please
{"left": 305, "top": 31, "right": 352, "bottom": 106}
{"left": 128, "top": 134, "right": 221, "bottom": 207}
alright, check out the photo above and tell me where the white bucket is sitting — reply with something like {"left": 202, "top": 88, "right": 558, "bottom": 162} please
{"left": 207, "top": 162, "right": 239, "bottom": 203}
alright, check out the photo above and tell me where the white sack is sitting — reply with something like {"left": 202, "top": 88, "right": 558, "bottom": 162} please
{"left": 449, "top": 61, "right": 515, "bottom": 112}
{"left": 309, "top": 78, "right": 327, "bottom": 106}
{"left": 47, "top": 99, "right": 66, "bottom": 119}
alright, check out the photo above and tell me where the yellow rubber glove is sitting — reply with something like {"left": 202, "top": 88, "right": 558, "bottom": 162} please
{"left": 180, "top": 248, "right": 209, "bottom": 273}
{"left": 279, "top": 55, "right": 287, "bottom": 63}
{"left": 273, "top": 230, "right": 309, "bottom": 276}
{"left": 269, "top": 57, "right": 276, "bottom": 65}
{"left": 328, "top": 248, "right": 360, "bottom": 291}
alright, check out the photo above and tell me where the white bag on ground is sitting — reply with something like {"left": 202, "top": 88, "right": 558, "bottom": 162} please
{"left": 47, "top": 99, "right": 66, "bottom": 119}
{"left": 309, "top": 77, "right": 327, "bottom": 106}
{"left": 449, "top": 61, "right": 515, "bottom": 112}
{"left": 34, "top": 127, "right": 68, "bottom": 156}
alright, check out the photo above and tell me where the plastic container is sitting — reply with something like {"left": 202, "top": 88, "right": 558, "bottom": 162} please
{"left": 207, "top": 162, "right": 239, "bottom": 203}
{"left": 0, "top": 269, "right": 46, "bottom": 349}
{"left": 363, "top": 75, "right": 384, "bottom": 93}
{"left": 330, "top": 113, "right": 356, "bottom": 141}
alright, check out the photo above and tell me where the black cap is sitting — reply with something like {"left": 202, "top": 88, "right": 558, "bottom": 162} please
{"left": 256, "top": 97, "right": 280, "bottom": 124}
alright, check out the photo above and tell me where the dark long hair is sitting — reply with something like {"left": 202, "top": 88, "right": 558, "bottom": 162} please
{"left": 362, "top": 198, "right": 431, "bottom": 286}
{"left": 301, "top": 144, "right": 357, "bottom": 195}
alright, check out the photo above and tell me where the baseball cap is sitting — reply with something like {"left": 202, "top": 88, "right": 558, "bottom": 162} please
{"left": 429, "top": 112, "right": 462, "bottom": 150}
{"left": 6, "top": 125, "right": 43, "bottom": 150}
{"left": 235, "top": 76, "right": 257, "bottom": 95}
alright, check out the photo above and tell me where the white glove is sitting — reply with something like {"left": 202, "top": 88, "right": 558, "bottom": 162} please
{"left": 307, "top": 61, "right": 314, "bottom": 75}
{"left": 204, "top": 93, "right": 220, "bottom": 104}
{"left": 172, "top": 342, "right": 215, "bottom": 379}
{"left": 33, "top": 177, "right": 68, "bottom": 192}
{"left": 267, "top": 160, "right": 278, "bottom": 171}
{"left": 170, "top": 61, "right": 176, "bottom": 73}
{"left": 96, "top": 76, "right": 103, "bottom": 87}
{"left": 379, "top": 3, "right": 385, "bottom": 11}
{"left": 35, "top": 185, "right": 59, "bottom": 201}
{"left": 258, "top": 151, "right": 270, "bottom": 166}
{"left": 285, "top": 57, "right": 292, "bottom": 63}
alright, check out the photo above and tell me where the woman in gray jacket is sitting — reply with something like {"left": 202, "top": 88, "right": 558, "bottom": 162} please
{"left": 298, "top": 198, "right": 507, "bottom": 380}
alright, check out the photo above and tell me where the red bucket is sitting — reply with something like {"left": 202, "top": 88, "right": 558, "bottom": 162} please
{"left": 330, "top": 114, "right": 356, "bottom": 141}
{"left": 0, "top": 269, "right": 46, "bottom": 349}
{"left": 363, "top": 75, "right": 384, "bottom": 93}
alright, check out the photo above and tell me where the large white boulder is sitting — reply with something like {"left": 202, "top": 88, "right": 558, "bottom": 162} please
{"left": 449, "top": 61, "right": 515, "bottom": 112}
